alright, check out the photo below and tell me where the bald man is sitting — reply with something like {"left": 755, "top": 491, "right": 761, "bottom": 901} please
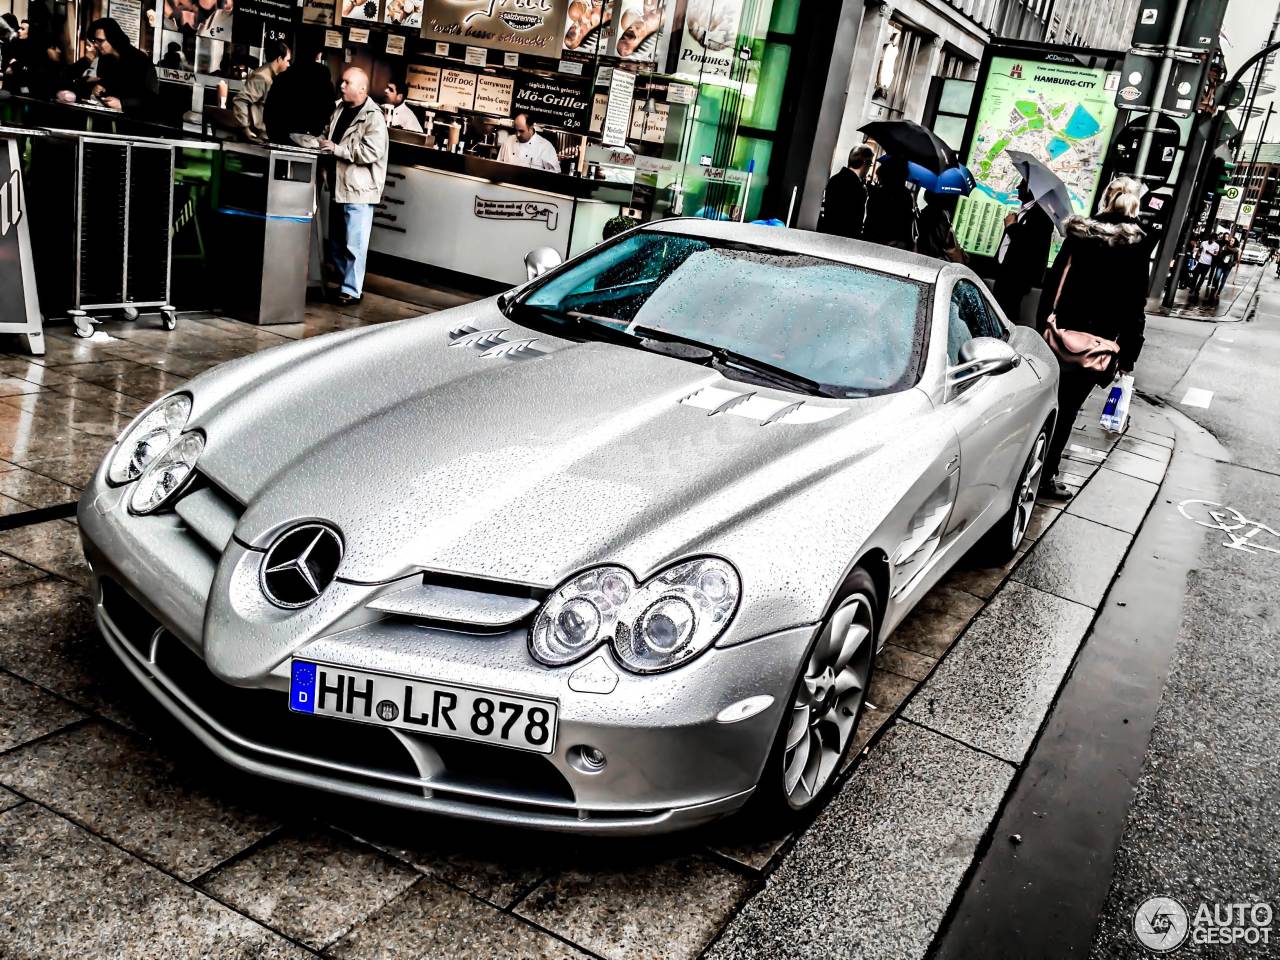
{"left": 319, "top": 67, "right": 388, "bottom": 305}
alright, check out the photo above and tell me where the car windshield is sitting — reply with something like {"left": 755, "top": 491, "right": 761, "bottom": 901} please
{"left": 516, "top": 231, "right": 929, "bottom": 397}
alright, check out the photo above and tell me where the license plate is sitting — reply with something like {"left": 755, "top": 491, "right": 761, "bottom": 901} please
{"left": 288, "top": 660, "right": 558, "bottom": 754}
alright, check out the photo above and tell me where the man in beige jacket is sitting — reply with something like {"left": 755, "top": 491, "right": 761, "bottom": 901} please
{"left": 319, "top": 67, "right": 388, "bottom": 304}
{"left": 232, "top": 39, "right": 290, "bottom": 142}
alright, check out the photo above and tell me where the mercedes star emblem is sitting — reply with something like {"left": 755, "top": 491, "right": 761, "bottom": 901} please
{"left": 260, "top": 523, "right": 343, "bottom": 609}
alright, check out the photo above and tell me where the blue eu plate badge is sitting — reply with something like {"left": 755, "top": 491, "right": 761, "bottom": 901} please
{"left": 290, "top": 660, "right": 317, "bottom": 713}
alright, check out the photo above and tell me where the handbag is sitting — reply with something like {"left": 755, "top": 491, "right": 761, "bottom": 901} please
{"left": 1043, "top": 258, "right": 1121, "bottom": 375}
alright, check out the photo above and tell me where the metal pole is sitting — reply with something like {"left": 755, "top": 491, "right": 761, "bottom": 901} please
{"left": 1133, "top": 0, "right": 1192, "bottom": 181}
{"left": 1231, "top": 102, "right": 1275, "bottom": 237}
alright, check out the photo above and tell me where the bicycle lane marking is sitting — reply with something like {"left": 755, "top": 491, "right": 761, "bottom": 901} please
{"left": 1178, "top": 499, "right": 1280, "bottom": 557}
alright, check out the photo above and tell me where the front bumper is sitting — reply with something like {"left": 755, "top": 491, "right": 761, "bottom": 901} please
{"left": 79, "top": 476, "right": 814, "bottom": 834}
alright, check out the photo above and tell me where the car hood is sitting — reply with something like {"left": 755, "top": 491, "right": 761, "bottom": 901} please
{"left": 191, "top": 304, "right": 926, "bottom": 587}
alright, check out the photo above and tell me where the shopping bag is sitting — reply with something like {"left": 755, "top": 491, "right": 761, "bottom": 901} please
{"left": 1100, "top": 374, "right": 1134, "bottom": 433}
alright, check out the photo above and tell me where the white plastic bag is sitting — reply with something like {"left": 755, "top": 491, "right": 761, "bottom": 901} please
{"left": 1100, "top": 374, "right": 1134, "bottom": 433}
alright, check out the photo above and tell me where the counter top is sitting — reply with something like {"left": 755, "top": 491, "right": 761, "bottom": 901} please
{"left": 386, "top": 134, "right": 633, "bottom": 203}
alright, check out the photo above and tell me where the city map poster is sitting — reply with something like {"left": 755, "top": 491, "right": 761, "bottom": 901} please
{"left": 954, "top": 55, "right": 1121, "bottom": 259}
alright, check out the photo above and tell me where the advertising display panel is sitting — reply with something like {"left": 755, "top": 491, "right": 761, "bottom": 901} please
{"left": 954, "top": 51, "right": 1122, "bottom": 259}
{"left": 421, "top": 0, "right": 573, "bottom": 57}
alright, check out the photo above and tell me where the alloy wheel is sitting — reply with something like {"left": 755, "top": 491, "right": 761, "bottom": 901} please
{"left": 782, "top": 593, "right": 875, "bottom": 809}
{"left": 1012, "top": 432, "right": 1047, "bottom": 551}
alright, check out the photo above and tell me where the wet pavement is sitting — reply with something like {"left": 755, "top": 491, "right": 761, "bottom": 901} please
{"left": 0, "top": 291, "right": 1176, "bottom": 959}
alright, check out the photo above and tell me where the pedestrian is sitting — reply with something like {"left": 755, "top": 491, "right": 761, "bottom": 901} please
{"left": 319, "top": 66, "right": 388, "bottom": 306}
{"left": 1188, "top": 231, "right": 1219, "bottom": 302}
{"left": 993, "top": 178, "right": 1054, "bottom": 323}
{"left": 1208, "top": 235, "right": 1237, "bottom": 300}
{"left": 916, "top": 191, "right": 965, "bottom": 262}
{"left": 497, "top": 113, "right": 561, "bottom": 171}
{"left": 816, "top": 144, "right": 873, "bottom": 239}
{"left": 233, "top": 39, "right": 290, "bottom": 142}
{"left": 863, "top": 155, "right": 917, "bottom": 251}
{"left": 79, "top": 18, "right": 158, "bottom": 117}
{"left": 1035, "top": 177, "right": 1150, "bottom": 499}
{"left": 264, "top": 47, "right": 336, "bottom": 143}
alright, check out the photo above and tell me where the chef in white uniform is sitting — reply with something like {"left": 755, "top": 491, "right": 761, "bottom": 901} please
{"left": 382, "top": 81, "right": 423, "bottom": 132}
{"left": 497, "top": 113, "right": 561, "bottom": 172}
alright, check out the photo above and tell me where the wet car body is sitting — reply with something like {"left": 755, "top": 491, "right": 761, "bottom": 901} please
{"left": 79, "top": 219, "right": 1058, "bottom": 833}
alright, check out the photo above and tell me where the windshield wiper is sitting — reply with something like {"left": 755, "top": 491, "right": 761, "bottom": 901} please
{"left": 504, "top": 302, "right": 636, "bottom": 345}
{"left": 629, "top": 325, "right": 836, "bottom": 398}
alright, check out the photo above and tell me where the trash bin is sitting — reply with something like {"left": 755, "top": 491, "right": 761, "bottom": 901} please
{"left": 216, "top": 141, "right": 317, "bottom": 325}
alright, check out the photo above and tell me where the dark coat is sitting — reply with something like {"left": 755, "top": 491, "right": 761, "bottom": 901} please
{"left": 95, "top": 48, "right": 159, "bottom": 118}
{"left": 995, "top": 203, "right": 1054, "bottom": 291}
{"left": 817, "top": 166, "right": 868, "bottom": 239}
{"left": 863, "top": 183, "right": 917, "bottom": 250}
{"left": 916, "top": 203, "right": 958, "bottom": 260}
{"left": 265, "top": 61, "right": 338, "bottom": 141}
{"left": 1037, "top": 212, "right": 1150, "bottom": 372}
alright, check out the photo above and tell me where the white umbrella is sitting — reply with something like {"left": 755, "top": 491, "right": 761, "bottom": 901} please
{"left": 1005, "top": 150, "right": 1075, "bottom": 228}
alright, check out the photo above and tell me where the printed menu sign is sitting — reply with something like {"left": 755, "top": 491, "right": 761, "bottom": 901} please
{"left": 512, "top": 73, "right": 591, "bottom": 132}
{"left": 439, "top": 68, "right": 478, "bottom": 110}
{"left": 630, "top": 100, "right": 669, "bottom": 143}
{"left": 669, "top": 0, "right": 741, "bottom": 79}
{"left": 406, "top": 63, "right": 442, "bottom": 102}
{"left": 602, "top": 68, "right": 635, "bottom": 147}
{"left": 474, "top": 75, "right": 515, "bottom": 116}
{"left": 421, "top": 0, "right": 573, "bottom": 56}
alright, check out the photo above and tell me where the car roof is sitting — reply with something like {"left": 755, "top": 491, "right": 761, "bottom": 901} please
{"left": 644, "top": 218, "right": 948, "bottom": 284}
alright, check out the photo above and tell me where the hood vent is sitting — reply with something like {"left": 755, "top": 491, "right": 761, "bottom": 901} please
{"left": 449, "top": 325, "right": 547, "bottom": 361}
{"left": 681, "top": 386, "right": 846, "bottom": 426}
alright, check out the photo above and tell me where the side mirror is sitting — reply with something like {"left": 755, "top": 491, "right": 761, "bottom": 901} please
{"left": 947, "top": 337, "right": 1021, "bottom": 398}
{"left": 525, "top": 247, "right": 564, "bottom": 280}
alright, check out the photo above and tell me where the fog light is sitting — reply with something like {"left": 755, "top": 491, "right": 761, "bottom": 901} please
{"left": 569, "top": 744, "right": 608, "bottom": 774}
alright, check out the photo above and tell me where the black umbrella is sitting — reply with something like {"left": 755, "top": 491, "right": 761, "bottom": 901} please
{"left": 858, "top": 119, "right": 958, "bottom": 174}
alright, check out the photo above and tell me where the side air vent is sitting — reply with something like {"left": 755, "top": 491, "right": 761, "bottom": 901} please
{"left": 681, "top": 386, "right": 846, "bottom": 426}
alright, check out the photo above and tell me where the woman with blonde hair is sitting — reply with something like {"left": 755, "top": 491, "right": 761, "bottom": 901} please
{"left": 1035, "top": 176, "right": 1151, "bottom": 498}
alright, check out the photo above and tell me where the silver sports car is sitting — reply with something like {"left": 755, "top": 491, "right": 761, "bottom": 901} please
{"left": 80, "top": 220, "right": 1058, "bottom": 834}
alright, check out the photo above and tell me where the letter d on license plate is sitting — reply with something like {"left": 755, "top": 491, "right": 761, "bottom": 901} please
{"left": 289, "top": 660, "right": 558, "bottom": 754}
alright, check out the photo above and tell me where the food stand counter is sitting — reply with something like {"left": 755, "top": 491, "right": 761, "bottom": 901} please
{"left": 370, "top": 134, "right": 633, "bottom": 287}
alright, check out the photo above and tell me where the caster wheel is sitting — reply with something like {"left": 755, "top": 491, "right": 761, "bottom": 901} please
{"left": 122, "top": 306, "right": 140, "bottom": 322}
{"left": 69, "top": 310, "right": 94, "bottom": 339}
{"left": 161, "top": 309, "right": 177, "bottom": 331}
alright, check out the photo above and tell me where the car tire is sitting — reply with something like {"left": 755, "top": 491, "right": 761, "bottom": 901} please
{"left": 976, "top": 424, "right": 1049, "bottom": 566}
{"left": 744, "top": 567, "right": 879, "bottom": 826}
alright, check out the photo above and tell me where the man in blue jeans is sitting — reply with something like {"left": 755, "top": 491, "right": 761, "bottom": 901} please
{"left": 319, "top": 67, "right": 387, "bottom": 306}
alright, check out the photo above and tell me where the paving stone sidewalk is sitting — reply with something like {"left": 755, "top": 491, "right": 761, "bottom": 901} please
{"left": 0, "top": 299, "right": 1177, "bottom": 959}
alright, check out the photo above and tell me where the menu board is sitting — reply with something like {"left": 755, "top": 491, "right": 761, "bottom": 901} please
{"left": 608, "top": 0, "right": 672, "bottom": 64}
{"left": 439, "top": 68, "right": 478, "bottom": 110}
{"left": 630, "top": 100, "right": 669, "bottom": 143}
{"left": 301, "top": 0, "right": 337, "bottom": 25}
{"left": 512, "top": 73, "right": 591, "bottom": 132}
{"left": 474, "top": 75, "right": 516, "bottom": 116}
{"left": 406, "top": 63, "right": 442, "bottom": 103}
{"left": 589, "top": 92, "right": 608, "bottom": 133}
{"left": 383, "top": 0, "right": 422, "bottom": 27}
{"left": 340, "top": 0, "right": 381, "bottom": 24}
{"left": 669, "top": 0, "right": 741, "bottom": 79}
{"left": 421, "top": 0, "right": 573, "bottom": 57}
{"left": 602, "top": 68, "right": 635, "bottom": 147}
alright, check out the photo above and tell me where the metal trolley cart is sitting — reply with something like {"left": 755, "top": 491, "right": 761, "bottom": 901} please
{"left": 0, "top": 125, "right": 46, "bottom": 355}
{"left": 28, "top": 129, "right": 208, "bottom": 337}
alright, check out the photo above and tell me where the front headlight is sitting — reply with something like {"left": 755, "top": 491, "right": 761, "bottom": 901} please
{"left": 108, "top": 394, "right": 192, "bottom": 485}
{"left": 129, "top": 432, "right": 204, "bottom": 515}
{"left": 530, "top": 557, "right": 740, "bottom": 673}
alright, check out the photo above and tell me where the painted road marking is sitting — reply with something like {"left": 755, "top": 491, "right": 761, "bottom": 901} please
{"left": 1178, "top": 500, "right": 1280, "bottom": 558}
{"left": 1180, "top": 388, "right": 1214, "bottom": 408}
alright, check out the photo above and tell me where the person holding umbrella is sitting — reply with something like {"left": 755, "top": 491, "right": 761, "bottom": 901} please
{"left": 993, "top": 178, "right": 1054, "bottom": 324}
{"left": 863, "top": 155, "right": 917, "bottom": 251}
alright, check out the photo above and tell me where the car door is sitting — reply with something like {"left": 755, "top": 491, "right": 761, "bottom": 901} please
{"left": 940, "top": 278, "right": 1040, "bottom": 539}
